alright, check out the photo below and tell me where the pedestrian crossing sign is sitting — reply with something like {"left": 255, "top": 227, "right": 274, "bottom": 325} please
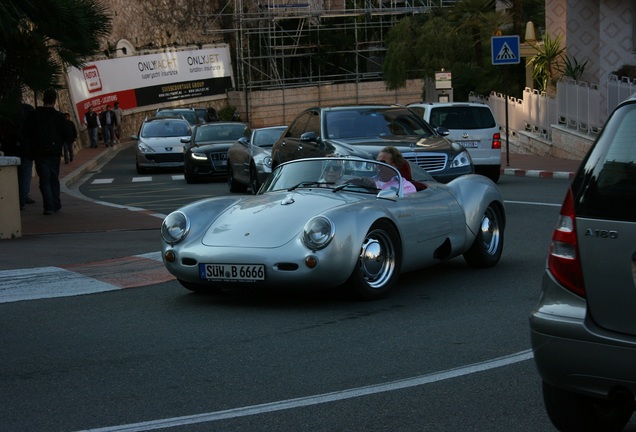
{"left": 491, "top": 35, "right": 520, "bottom": 65}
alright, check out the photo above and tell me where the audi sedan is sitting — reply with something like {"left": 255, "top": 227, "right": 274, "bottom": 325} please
{"left": 270, "top": 105, "right": 473, "bottom": 183}
{"left": 182, "top": 122, "right": 249, "bottom": 183}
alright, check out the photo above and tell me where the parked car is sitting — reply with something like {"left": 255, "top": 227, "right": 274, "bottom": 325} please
{"left": 270, "top": 105, "right": 473, "bottom": 183}
{"left": 530, "top": 96, "right": 636, "bottom": 431}
{"left": 161, "top": 156, "right": 504, "bottom": 300}
{"left": 132, "top": 116, "right": 191, "bottom": 174}
{"left": 227, "top": 125, "right": 287, "bottom": 194}
{"left": 408, "top": 102, "right": 501, "bottom": 182}
{"left": 156, "top": 108, "right": 202, "bottom": 126}
{"left": 182, "top": 122, "right": 249, "bottom": 183}
{"left": 193, "top": 107, "right": 219, "bottom": 123}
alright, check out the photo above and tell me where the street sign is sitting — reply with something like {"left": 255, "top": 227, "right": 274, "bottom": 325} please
{"left": 491, "top": 35, "right": 520, "bottom": 65}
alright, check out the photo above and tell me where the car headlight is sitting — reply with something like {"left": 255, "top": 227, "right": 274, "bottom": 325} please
{"left": 302, "top": 216, "right": 335, "bottom": 251}
{"left": 137, "top": 142, "right": 154, "bottom": 153}
{"left": 263, "top": 156, "right": 272, "bottom": 169}
{"left": 161, "top": 211, "right": 190, "bottom": 245}
{"left": 450, "top": 150, "right": 472, "bottom": 168}
{"left": 190, "top": 152, "right": 208, "bottom": 161}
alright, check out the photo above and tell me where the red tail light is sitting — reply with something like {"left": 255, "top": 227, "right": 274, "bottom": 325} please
{"left": 547, "top": 188, "right": 586, "bottom": 297}
{"left": 492, "top": 132, "right": 501, "bottom": 149}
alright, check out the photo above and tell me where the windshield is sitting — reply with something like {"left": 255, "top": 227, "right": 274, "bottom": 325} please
{"left": 261, "top": 157, "right": 408, "bottom": 196}
{"left": 195, "top": 124, "right": 246, "bottom": 142}
{"left": 141, "top": 120, "right": 190, "bottom": 138}
{"left": 324, "top": 108, "right": 433, "bottom": 139}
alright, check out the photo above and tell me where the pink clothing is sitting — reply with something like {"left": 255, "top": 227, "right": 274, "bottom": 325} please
{"left": 374, "top": 175, "right": 416, "bottom": 194}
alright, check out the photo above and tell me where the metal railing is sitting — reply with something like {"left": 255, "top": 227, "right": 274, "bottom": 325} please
{"left": 472, "top": 74, "right": 636, "bottom": 142}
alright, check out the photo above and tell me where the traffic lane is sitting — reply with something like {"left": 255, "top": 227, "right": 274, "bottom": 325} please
{"left": 1, "top": 271, "right": 543, "bottom": 432}
{"left": 497, "top": 174, "right": 571, "bottom": 205}
{"left": 2, "top": 202, "right": 558, "bottom": 432}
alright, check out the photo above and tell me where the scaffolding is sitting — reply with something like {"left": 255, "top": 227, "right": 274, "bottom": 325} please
{"left": 203, "top": 0, "right": 457, "bottom": 91}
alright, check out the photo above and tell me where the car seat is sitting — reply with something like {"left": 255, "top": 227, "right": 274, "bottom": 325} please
{"left": 399, "top": 160, "right": 426, "bottom": 191}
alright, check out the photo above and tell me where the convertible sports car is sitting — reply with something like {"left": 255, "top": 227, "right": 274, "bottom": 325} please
{"left": 161, "top": 157, "right": 505, "bottom": 300}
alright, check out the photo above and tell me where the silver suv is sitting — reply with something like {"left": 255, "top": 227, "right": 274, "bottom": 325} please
{"left": 409, "top": 102, "right": 501, "bottom": 182}
{"left": 530, "top": 96, "right": 636, "bottom": 431}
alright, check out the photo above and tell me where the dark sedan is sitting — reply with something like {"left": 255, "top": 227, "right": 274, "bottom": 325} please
{"left": 270, "top": 105, "right": 473, "bottom": 182}
{"left": 227, "top": 125, "right": 286, "bottom": 194}
{"left": 182, "top": 122, "right": 249, "bottom": 183}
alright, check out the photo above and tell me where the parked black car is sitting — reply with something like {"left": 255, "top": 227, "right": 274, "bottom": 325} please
{"left": 182, "top": 122, "right": 249, "bottom": 183}
{"left": 270, "top": 105, "right": 473, "bottom": 182}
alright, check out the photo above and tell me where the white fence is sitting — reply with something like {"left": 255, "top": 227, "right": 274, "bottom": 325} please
{"left": 472, "top": 74, "right": 636, "bottom": 141}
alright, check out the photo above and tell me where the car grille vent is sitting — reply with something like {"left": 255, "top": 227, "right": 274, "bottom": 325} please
{"left": 147, "top": 154, "right": 185, "bottom": 163}
{"left": 210, "top": 153, "right": 228, "bottom": 161}
{"left": 403, "top": 153, "right": 447, "bottom": 172}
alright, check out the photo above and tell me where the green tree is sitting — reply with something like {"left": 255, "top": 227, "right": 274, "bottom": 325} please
{"left": 529, "top": 32, "right": 565, "bottom": 93}
{"left": 0, "top": 0, "right": 112, "bottom": 117}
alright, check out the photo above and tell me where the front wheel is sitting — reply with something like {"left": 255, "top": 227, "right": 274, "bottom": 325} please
{"left": 348, "top": 220, "right": 401, "bottom": 300}
{"left": 463, "top": 203, "right": 504, "bottom": 268}
{"left": 249, "top": 165, "right": 261, "bottom": 195}
{"left": 228, "top": 165, "right": 247, "bottom": 193}
{"left": 542, "top": 381, "right": 633, "bottom": 432}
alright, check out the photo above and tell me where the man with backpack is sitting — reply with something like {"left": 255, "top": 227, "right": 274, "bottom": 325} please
{"left": 24, "top": 88, "right": 68, "bottom": 215}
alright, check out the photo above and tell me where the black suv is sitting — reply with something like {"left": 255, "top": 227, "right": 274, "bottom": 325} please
{"left": 270, "top": 105, "right": 473, "bottom": 183}
{"left": 530, "top": 96, "right": 636, "bottom": 431}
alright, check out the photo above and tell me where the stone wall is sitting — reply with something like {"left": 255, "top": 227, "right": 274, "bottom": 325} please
{"left": 508, "top": 126, "right": 595, "bottom": 160}
{"left": 228, "top": 79, "right": 424, "bottom": 128}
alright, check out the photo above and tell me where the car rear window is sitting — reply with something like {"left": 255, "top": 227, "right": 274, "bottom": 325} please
{"left": 574, "top": 102, "right": 636, "bottom": 222}
{"left": 429, "top": 106, "right": 496, "bottom": 130}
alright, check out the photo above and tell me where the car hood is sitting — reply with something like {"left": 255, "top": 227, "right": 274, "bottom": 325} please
{"left": 201, "top": 190, "right": 363, "bottom": 248}
{"left": 329, "top": 135, "right": 451, "bottom": 154}
{"left": 189, "top": 141, "right": 234, "bottom": 152}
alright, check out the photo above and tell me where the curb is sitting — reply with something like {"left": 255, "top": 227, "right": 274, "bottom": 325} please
{"left": 501, "top": 168, "right": 575, "bottom": 180}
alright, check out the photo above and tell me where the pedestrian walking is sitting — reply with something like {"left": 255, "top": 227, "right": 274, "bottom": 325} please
{"left": 63, "top": 112, "right": 78, "bottom": 163}
{"left": 100, "top": 104, "right": 117, "bottom": 147}
{"left": 84, "top": 106, "right": 100, "bottom": 148}
{"left": 112, "top": 101, "right": 123, "bottom": 144}
{"left": 24, "top": 88, "right": 68, "bottom": 215}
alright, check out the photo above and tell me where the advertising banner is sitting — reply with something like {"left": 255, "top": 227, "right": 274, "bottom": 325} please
{"left": 66, "top": 45, "right": 234, "bottom": 120}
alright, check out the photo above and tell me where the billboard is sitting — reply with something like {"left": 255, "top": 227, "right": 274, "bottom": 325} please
{"left": 66, "top": 45, "right": 234, "bottom": 120}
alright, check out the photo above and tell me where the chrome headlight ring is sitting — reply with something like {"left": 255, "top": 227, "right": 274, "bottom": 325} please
{"left": 450, "top": 150, "right": 473, "bottom": 168}
{"left": 161, "top": 211, "right": 191, "bottom": 245}
{"left": 302, "top": 216, "right": 335, "bottom": 251}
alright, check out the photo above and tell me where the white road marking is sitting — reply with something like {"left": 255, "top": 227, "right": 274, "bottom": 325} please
{"left": 504, "top": 199, "right": 561, "bottom": 207}
{"left": 0, "top": 267, "right": 119, "bottom": 303}
{"left": 91, "top": 178, "right": 114, "bottom": 184}
{"left": 132, "top": 176, "right": 152, "bottom": 182}
{"left": 78, "top": 350, "right": 533, "bottom": 432}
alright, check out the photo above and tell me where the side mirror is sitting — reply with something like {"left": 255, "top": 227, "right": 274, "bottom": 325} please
{"left": 180, "top": 137, "right": 191, "bottom": 144}
{"left": 238, "top": 137, "right": 249, "bottom": 146}
{"left": 300, "top": 131, "right": 318, "bottom": 142}
{"left": 436, "top": 126, "right": 450, "bottom": 136}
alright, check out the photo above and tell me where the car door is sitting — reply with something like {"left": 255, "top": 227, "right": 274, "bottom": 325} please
{"left": 274, "top": 111, "right": 313, "bottom": 164}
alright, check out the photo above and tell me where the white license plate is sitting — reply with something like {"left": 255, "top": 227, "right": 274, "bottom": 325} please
{"left": 458, "top": 141, "right": 479, "bottom": 148}
{"left": 200, "top": 264, "right": 265, "bottom": 281}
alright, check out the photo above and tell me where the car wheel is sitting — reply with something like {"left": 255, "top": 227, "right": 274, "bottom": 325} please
{"left": 184, "top": 169, "right": 198, "bottom": 184}
{"left": 481, "top": 165, "right": 501, "bottom": 183}
{"left": 228, "top": 165, "right": 247, "bottom": 193}
{"left": 348, "top": 220, "right": 401, "bottom": 300}
{"left": 249, "top": 165, "right": 260, "bottom": 195}
{"left": 463, "top": 202, "right": 504, "bottom": 268}
{"left": 177, "top": 279, "right": 220, "bottom": 294}
{"left": 542, "top": 381, "right": 633, "bottom": 432}
{"left": 136, "top": 162, "right": 147, "bottom": 175}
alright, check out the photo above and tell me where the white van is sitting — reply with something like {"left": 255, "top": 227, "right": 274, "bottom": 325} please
{"left": 409, "top": 102, "right": 501, "bottom": 182}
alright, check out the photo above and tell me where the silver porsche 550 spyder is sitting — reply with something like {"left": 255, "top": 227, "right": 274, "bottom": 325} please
{"left": 161, "top": 157, "right": 505, "bottom": 300}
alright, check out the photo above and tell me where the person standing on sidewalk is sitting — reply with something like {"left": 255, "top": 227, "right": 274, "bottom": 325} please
{"left": 24, "top": 88, "right": 68, "bottom": 215}
{"left": 62, "top": 112, "right": 78, "bottom": 164}
{"left": 100, "top": 104, "right": 117, "bottom": 147}
{"left": 84, "top": 106, "right": 100, "bottom": 148}
{"left": 112, "top": 101, "right": 123, "bottom": 144}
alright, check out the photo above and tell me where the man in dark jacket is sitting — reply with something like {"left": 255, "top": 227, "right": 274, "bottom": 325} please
{"left": 62, "top": 112, "right": 78, "bottom": 163}
{"left": 24, "top": 88, "right": 68, "bottom": 215}
{"left": 100, "top": 104, "right": 117, "bottom": 147}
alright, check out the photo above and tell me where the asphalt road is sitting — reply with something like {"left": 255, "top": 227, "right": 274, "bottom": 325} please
{"left": 3, "top": 151, "right": 636, "bottom": 432}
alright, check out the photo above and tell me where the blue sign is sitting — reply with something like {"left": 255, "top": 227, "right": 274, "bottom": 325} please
{"left": 491, "top": 36, "right": 520, "bottom": 65}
